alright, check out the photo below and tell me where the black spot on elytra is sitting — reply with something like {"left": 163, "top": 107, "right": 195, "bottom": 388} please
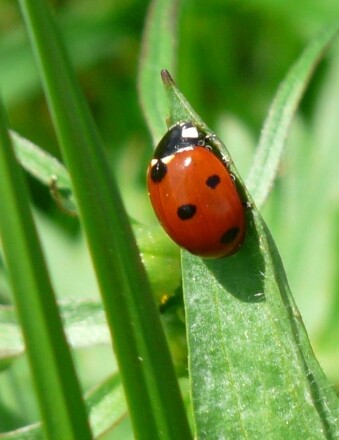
{"left": 150, "top": 160, "right": 167, "bottom": 183}
{"left": 177, "top": 204, "right": 197, "bottom": 220}
{"left": 220, "top": 227, "right": 240, "bottom": 244}
{"left": 206, "top": 174, "right": 221, "bottom": 189}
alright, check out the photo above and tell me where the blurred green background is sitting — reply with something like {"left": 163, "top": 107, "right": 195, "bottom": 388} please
{"left": 1, "top": 0, "right": 338, "bottom": 437}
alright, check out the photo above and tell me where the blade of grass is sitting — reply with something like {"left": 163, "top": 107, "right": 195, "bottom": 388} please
{"left": 0, "top": 100, "right": 92, "bottom": 439}
{"left": 138, "top": 0, "right": 179, "bottom": 143}
{"left": 18, "top": 0, "right": 191, "bottom": 438}
{"left": 246, "top": 22, "right": 339, "bottom": 208}
{"left": 161, "top": 71, "right": 339, "bottom": 438}
{"left": 311, "top": 54, "right": 339, "bottom": 345}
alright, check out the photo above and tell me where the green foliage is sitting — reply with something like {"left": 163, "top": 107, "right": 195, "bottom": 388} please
{"left": 0, "top": 0, "right": 339, "bottom": 439}
{"left": 0, "top": 94, "right": 92, "bottom": 439}
{"left": 160, "top": 53, "right": 339, "bottom": 436}
{"left": 13, "top": 0, "right": 190, "bottom": 439}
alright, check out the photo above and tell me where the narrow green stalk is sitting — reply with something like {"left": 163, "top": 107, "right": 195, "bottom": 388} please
{"left": 0, "top": 101, "right": 92, "bottom": 439}
{"left": 18, "top": 0, "right": 191, "bottom": 438}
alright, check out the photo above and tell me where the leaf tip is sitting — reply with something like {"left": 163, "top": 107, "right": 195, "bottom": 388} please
{"left": 161, "top": 69, "right": 176, "bottom": 88}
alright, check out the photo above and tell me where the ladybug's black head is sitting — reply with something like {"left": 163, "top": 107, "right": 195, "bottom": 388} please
{"left": 153, "top": 122, "right": 205, "bottom": 159}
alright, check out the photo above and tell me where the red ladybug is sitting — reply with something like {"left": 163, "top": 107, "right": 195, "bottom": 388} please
{"left": 147, "top": 122, "right": 246, "bottom": 258}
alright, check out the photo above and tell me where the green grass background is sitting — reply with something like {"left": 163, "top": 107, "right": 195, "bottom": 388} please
{"left": 0, "top": 0, "right": 338, "bottom": 438}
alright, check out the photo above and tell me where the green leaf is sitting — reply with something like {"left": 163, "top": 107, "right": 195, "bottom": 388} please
{"left": 134, "top": 223, "right": 181, "bottom": 301}
{"left": 0, "top": 297, "right": 187, "bottom": 376}
{"left": 246, "top": 22, "right": 339, "bottom": 208}
{"left": 138, "top": 0, "right": 178, "bottom": 143}
{"left": 10, "top": 130, "right": 76, "bottom": 212}
{"left": 0, "top": 306, "right": 24, "bottom": 367}
{"left": 162, "top": 68, "right": 339, "bottom": 438}
{"left": 0, "top": 98, "right": 92, "bottom": 439}
{"left": 0, "top": 300, "right": 110, "bottom": 367}
{"left": 0, "top": 423, "right": 46, "bottom": 440}
{"left": 86, "top": 374, "right": 127, "bottom": 439}
{"left": 0, "top": 424, "right": 43, "bottom": 440}
{"left": 18, "top": 0, "right": 191, "bottom": 438}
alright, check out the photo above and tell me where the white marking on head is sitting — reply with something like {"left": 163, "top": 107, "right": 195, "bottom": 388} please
{"left": 181, "top": 126, "right": 199, "bottom": 138}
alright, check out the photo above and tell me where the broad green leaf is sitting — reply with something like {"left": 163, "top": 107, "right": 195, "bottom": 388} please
{"left": 246, "top": 22, "right": 339, "bottom": 208}
{"left": 138, "top": 0, "right": 178, "bottom": 143}
{"left": 161, "top": 69, "right": 339, "bottom": 438}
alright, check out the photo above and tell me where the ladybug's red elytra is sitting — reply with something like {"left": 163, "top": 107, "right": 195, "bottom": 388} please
{"left": 147, "top": 122, "right": 246, "bottom": 258}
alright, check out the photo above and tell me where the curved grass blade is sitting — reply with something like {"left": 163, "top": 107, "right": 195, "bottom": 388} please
{"left": 0, "top": 100, "right": 92, "bottom": 439}
{"left": 18, "top": 0, "right": 191, "bottom": 438}
{"left": 0, "top": 374, "right": 127, "bottom": 440}
{"left": 161, "top": 71, "right": 339, "bottom": 438}
{"left": 309, "top": 54, "right": 339, "bottom": 346}
{"left": 138, "top": 0, "right": 179, "bottom": 143}
{"left": 246, "top": 22, "right": 339, "bottom": 208}
{"left": 0, "top": 424, "right": 43, "bottom": 440}
{"left": 0, "top": 300, "right": 111, "bottom": 366}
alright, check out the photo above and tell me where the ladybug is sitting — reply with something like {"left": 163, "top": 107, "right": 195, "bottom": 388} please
{"left": 147, "top": 122, "right": 246, "bottom": 258}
